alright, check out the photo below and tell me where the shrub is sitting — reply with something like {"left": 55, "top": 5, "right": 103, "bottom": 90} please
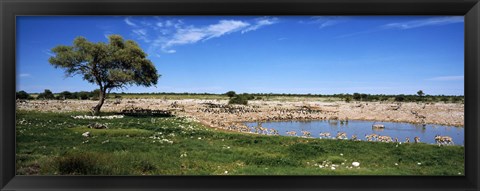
{"left": 452, "top": 96, "right": 462, "bottom": 103}
{"left": 228, "top": 95, "right": 248, "bottom": 105}
{"left": 57, "top": 152, "right": 103, "bottom": 175}
{"left": 345, "top": 97, "right": 352, "bottom": 103}
{"left": 91, "top": 89, "right": 101, "bottom": 100}
{"left": 353, "top": 93, "right": 361, "bottom": 101}
{"left": 75, "top": 91, "right": 90, "bottom": 100}
{"left": 58, "top": 91, "right": 76, "bottom": 99}
{"left": 395, "top": 95, "right": 405, "bottom": 102}
{"left": 225, "top": 91, "right": 236, "bottom": 98}
{"left": 440, "top": 97, "right": 449, "bottom": 103}
{"left": 137, "top": 160, "right": 157, "bottom": 172}
{"left": 36, "top": 89, "right": 55, "bottom": 100}
{"left": 16, "top": 90, "right": 31, "bottom": 100}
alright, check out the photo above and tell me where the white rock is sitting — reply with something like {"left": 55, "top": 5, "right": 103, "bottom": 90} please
{"left": 82, "top": 132, "right": 90, "bottom": 137}
{"left": 352, "top": 162, "right": 360, "bottom": 167}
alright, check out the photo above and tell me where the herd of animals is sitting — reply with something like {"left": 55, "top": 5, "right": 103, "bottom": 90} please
{"left": 250, "top": 123, "right": 455, "bottom": 146}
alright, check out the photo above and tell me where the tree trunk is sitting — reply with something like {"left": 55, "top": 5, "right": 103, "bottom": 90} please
{"left": 91, "top": 89, "right": 106, "bottom": 116}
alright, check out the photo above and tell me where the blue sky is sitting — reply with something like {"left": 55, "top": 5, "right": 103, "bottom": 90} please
{"left": 16, "top": 16, "right": 464, "bottom": 95}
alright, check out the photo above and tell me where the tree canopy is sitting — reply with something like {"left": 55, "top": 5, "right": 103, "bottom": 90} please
{"left": 49, "top": 35, "right": 159, "bottom": 115}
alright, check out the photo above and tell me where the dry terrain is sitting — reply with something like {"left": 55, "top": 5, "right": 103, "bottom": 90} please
{"left": 17, "top": 99, "right": 464, "bottom": 133}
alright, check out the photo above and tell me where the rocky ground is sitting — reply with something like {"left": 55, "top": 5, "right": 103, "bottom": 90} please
{"left": 16, "top": 99, "right": 464, "bottom": 133}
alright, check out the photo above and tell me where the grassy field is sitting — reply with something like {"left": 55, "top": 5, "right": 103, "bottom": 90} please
{"left": 16, "top": 111, "right": 464, "bottom": 175}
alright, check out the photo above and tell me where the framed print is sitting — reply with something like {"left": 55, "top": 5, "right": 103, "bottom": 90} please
{"left": 1, "top": 0, "right": 479, "bottom": 190}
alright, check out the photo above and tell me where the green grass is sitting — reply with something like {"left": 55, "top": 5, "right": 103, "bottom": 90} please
{"left": 16, "top": 110, "right": 464, "bottom": 175}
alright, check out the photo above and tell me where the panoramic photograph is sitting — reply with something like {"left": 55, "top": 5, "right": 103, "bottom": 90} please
{"left": 16, "top": 16, "right": 464, "bottom": 175}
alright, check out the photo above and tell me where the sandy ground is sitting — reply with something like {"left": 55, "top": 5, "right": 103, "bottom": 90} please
{"left": 16, "top": 99, "right": 464, "bottom": 132}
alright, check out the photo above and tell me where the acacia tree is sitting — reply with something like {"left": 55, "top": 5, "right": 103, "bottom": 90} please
{"left": 417, "top": 90, "right": 425, "bottom": 97}
{"left": 49, "top": 35, "right": 159, "bottom": 115}
{"left": 225, "top": 91, "right": 236, "bottom": 98}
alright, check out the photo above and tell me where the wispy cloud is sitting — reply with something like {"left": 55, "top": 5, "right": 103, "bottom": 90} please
{"left": 103, "top": 31, "right": 114, "bottom": 39}
{"left": 123, "top": 17, "right": 278, "bottom": 54}
{"left": 335, "top": 29, "right": 381, "bottom": 39}
{"left": 336, "top": 16, "right": 463, "bottom": 38}
{"left": 132, "top": 29, "right": 150, "bottom": 43}
{"left": 124, "top": 17, "right": 138, "bottom": 27}
{"left": 163, "top": 20, "right": 249, "bottom": 50}
{"left": 43, "top": 49, "right": 54, "bottom": 57}
{"left": 427, "top": 75, "right": 464, "bottom": 81}
{"left": 382, "top": 16, "right": 463, "bottom": 30}
{"left": 241, "top": 17, "right": 278, "bottom": 33}
{"left": 301, "top": 16, "right": 348, "bottom": 29}
{"left": 19, "top": 73, "right": 31, "bottom": 78}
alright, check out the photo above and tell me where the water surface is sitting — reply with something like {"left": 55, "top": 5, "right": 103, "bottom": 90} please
{"left": 245, "top": 120, "right": 464, "bottom": 145}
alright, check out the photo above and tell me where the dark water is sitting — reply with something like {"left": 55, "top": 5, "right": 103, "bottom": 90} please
{"left": 244, "top": 120, "right": 464, "bottom": 145}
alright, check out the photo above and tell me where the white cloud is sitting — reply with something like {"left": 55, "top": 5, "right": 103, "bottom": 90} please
{"left": 162, "top": 20, "right": 250, "bottom": 52}
{"left": 43, "top": 49, "right": 54, "bottom": 57}
{"left": 132, "top": 29, "right": 150, "bottom": 43}
{"left": 124, "top": 17, "right": 277, "bottom": 55}
{"left": 164, "top": 49, "right": 176, "bottom": 54}
{"left": 103, "top": 31, "right": 114, "bottom": 39}
{"left": 302, "top": 16, "right": 348, "bottom": 29}
{"left": 383, "top": 16, "right": 463, "bottom": 30}
{"left": 241, "top": 17, "right": 278, "bottom": 33}
{"left": 337, "top": 16, "right": 463, "bottom": 38}
{"left": 427, "top": 75, "right": 464, "bottom": 81}
{"left": 19, "top": 73, "right": 31, "bottom": 78}
{"left": 124, "top": 17, "right": 138, "bottom": 27}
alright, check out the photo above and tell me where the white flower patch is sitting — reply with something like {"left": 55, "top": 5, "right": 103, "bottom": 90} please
{"left": 222, "top": 145, "right": 231, "bottom": 149}
{"left": 71, "top": 115, "right": 124, "bottom": 119}
{"left": 159, "top": 139, "right": 173, "bottom": 144}
{"left": 180, "top": 152, "right": 188, "bottom": 158}
{"left": 82, "top": 132, "right": 90, "bottom": 137}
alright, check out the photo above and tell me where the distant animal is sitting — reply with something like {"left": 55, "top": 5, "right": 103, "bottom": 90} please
{"left": 351, "top": 134, "right": 358, "bottom": 141}
{"left": 319, "top": 132, "right": 331, "bottom": 138}
{"left": 269, "top": 128, "right": 279, "bottom": 136}
{"left": 372, "top": 124, "right": 385, "bottom": 129}
{"left": 414, "top": 136, "right": 420, "bottom": 143}
{"left": 378, "top": 135, "right": 393, "bottom": 143}
{"left": 435, "top": 135, "right": 454, "bottom": 145}
{"left": 365, "top": 134, "right": 378, "bottom": 142}
{"left": 301, "top": 130, "right": 312, "bottom": 137}
{"left": 336, "top": 132, "right": 347, "bottom": 139}
{"left": 405, "top": 137, "right": 410, "bottom": 143}
{"left": 286, "top": 131, "right": 297, "bottom": 136}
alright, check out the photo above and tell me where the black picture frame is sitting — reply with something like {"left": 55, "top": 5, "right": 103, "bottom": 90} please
{"left": 1, "top": 0, "right": 478, "bottom": 190}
